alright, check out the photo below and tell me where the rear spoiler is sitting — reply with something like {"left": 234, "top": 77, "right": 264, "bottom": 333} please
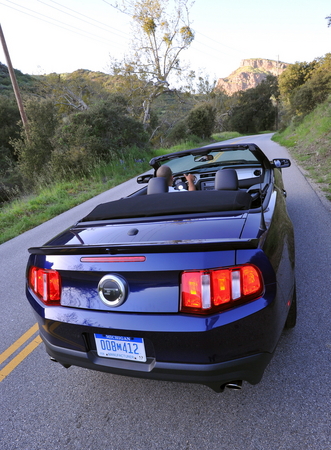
{"left": 28, "top": 238, "right": 260, "bottom": 255}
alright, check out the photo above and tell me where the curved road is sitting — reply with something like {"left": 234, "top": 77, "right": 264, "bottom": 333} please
{"left": 1, "top": 134, "right": 330, "bottom": 450}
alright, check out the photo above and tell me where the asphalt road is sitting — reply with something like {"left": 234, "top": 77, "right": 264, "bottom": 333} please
{"left": 1, "top": 134, "right": 330, "bottom": 450}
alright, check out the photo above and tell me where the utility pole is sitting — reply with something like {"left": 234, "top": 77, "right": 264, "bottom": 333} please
{"left": 0, "top": 24, "right": 29, "bottom": 135}
{"left": 275, "top": 54, "right": 279, "bottom": 131}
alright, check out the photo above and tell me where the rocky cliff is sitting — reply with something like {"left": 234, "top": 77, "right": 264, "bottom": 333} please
{"left": 215, "top": 58, "right": 289, "bottom": 95}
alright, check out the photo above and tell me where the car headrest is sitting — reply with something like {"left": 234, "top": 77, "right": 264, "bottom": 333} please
{"left": 215, "top": 169, "right": 238, "bottom": 190}
{"left": 147, "top": 177, "right": 169, "bottom": 194}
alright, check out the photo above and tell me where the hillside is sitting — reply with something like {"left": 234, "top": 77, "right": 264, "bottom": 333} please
{"left": 273, "top": 96, "right": 331, "bottom": 203}
{"left": 0, "top": 62, "right": 37, "bottom": 94}
{"left": 216, "top": 58, "right": 289, "bottom": 95}
{"left": 1, "top": 59, "right": 290, "bottom": 103}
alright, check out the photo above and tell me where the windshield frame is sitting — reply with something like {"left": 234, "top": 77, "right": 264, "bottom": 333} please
{"left": 149, "top": 143, "right": 269, "bottom": 175}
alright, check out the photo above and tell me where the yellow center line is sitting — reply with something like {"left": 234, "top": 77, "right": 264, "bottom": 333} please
{"left": 0, "top": 336, "right": 42, "bottom": 382}
{"left": 0, "top": 323, "right": 42, "bottom": 382}
{"left": 0, "top": 323, "right": 39, "bottom": 364}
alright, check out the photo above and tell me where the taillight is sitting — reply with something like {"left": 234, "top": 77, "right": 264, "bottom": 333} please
{"left": 180, "top": 265, "right": 263, "bottom": 314}
{"left": 28, "top": 266, "right": 61, "bottom": 304}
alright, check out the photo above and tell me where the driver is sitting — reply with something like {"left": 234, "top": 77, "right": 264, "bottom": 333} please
{"left": 156, "top": 165, "right": 196, "bottom": 192}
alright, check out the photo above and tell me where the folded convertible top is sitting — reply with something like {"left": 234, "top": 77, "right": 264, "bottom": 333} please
{"left": 82, "top": 190, "right": 252, "bottom": 222}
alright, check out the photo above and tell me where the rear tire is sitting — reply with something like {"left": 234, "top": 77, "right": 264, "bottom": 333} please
{"left": 284, "top": 285, "right": 297, "bottom": 329}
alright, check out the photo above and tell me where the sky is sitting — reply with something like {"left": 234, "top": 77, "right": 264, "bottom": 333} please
{"left": 0, "top": 0, "right": 330, "bottom": 82}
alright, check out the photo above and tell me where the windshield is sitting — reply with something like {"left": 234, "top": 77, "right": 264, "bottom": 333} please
{"left": 163, "top": 149, "right": 260, "bottom": 174}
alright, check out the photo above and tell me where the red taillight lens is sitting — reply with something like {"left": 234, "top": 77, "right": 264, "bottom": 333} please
{"left": 241, "top": 265, "right": 261, "bottom": 296}
{"left": 181, "top": 271, "right": 203, "bottom": 309}
{"left": 181, "top": 265, "right": 263, "bottom": 314}
{"left": 29, "top": 266, "right": 61, "bottom": 304}
{"left": 211, "top": 269, "right": 232, "bottom": 305}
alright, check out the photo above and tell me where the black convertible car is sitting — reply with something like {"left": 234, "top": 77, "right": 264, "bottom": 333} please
{"left": 26, "top": 143, "right": 296, "bottom": 392}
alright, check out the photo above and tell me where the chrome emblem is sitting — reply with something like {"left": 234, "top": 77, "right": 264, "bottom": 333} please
{"left": 98, "top": 275, "right": 127, "bottom": 307}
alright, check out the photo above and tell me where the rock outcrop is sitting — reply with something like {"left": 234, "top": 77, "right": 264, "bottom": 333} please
{"left": 215, "top": 58, "right": 289, "bottom": 95}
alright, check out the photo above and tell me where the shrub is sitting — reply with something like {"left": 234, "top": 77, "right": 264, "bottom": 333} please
{"left": 165, "top": 120, "right": 188, "bottom": 145}
{"left": 187, "top": 104, "right": 216, "bottom": 139}
{"left": 50, "top": 99, "right": 149, "bottom": 179}
{"left": 12, "top": 99, "right": 59, "bottom": 188}
{"left": 0, "top": 96, "right": 21, "bottom": 161}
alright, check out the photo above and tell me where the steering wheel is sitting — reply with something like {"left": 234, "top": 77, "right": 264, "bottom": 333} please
{"left": 173, "top": 177, "right": 187, "bottom": 191}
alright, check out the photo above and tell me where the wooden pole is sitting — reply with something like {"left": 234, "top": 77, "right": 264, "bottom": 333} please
{"left": 0, "top": 23, "right": 29, "bottom": 134}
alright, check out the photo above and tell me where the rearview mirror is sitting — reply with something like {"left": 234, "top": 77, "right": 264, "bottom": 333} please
{"left": 194, "top": 154, "right": 214, "bottom": 162}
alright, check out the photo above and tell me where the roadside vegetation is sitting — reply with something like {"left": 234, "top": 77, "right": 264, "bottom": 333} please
{"left": 273, "top": 53, "right": 331, "bottom": 201}
{"left": 273, "top": 97, "right": 331, "bottom": 201}
{"left": 0, "top": 1, "right": 330, "bottom": 243}
{"left": 0, "top": 133, "right": 240, "bottom": 245}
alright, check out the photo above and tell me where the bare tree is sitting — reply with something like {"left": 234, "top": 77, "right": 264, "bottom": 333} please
{"left": 105, "top": 0, "right": 195, "bottom": 127}
{"left": 37, "top": 72, "right": 105, "bottom": 112}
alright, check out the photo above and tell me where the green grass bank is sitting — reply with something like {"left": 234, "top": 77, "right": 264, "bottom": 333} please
{"left": 273, "top": 97, "right": 331, "bottom": 202}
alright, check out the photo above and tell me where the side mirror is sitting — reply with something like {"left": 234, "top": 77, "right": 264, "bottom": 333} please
{"left": 137, "top": 174, "right": 153, "bottom": 184}
{"left": 272, "top": 158, "right": 291, "bottom": 169}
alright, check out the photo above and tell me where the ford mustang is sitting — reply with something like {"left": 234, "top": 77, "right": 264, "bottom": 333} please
{"left": 26, "top": 143, "right": 296, "bottom": 392}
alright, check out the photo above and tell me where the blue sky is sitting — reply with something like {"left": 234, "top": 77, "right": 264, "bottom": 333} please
{"left": 0, "top": 0, "right": 330, "bottom": 81}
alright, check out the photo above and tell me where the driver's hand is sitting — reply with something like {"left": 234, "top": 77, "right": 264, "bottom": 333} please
{"left": 184, "top": 174, "right": 196, "bottom": 191}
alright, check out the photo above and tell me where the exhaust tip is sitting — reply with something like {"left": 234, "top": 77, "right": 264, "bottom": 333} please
{"left": 224, "top": 380, "right": 242, "bottom": 390}
{"left": 50, "top": 357, "right": 71, "bottom": 369}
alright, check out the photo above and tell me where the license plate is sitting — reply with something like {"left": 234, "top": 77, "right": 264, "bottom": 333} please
{"left": 94, "top": 334, "right": 147, "bottom": 362}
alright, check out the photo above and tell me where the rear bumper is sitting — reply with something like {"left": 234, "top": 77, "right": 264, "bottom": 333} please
{"left": 41, "top": 332, "right": 273, "bottom": 393}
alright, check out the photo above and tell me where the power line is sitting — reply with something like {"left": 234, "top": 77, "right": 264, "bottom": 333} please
{"left": 38, "top": 0, "right": 244, "bottom": 62}
{"left": 192, "top": 37, "right": 240, "bottom": 60}
{"left": 0, "top": 0, "right": 128, "bottom": 48}
{"left": 1, "top": 0, "right": 243, "bottom": 59}
{"left": 38, "top": 0, "right": 129, "bottom": 40}
{"left": 197, "top": 30, "right": 245, "bottom": 55}
{"left": 0, "top": 0, "right": 244, "bottom": 75}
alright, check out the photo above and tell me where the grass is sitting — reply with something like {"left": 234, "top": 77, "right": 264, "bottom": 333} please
{"left": 0, "top": 132, "right": 242, "bottom": 245}
{"left": 0, "top": 181, "right": 109, "bottom": 244}
{"left": 0, "top": 156, "right": 150, "bottom": 245}
{"left": 273, "top": 97, "right": 331, "bottom": 201}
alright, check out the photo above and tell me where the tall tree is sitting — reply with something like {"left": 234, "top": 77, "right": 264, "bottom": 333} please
{"left": 277, "top": 54, "right": 331, "bottom": 121}
{"left": 287, "top": 54, "right": 331, "bottom": 116}
{"left": 106, "top": 0, "right": 195, "bottom": 128}
{"left": 278, "top": 61, "right": 317, "bottom": 104}
{"left": 225, "top": 76, "right": 278, "bottom": 133}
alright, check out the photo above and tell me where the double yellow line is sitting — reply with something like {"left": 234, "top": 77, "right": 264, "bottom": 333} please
{"left": 0, "top": 323, "right": 42, "bottom": 382}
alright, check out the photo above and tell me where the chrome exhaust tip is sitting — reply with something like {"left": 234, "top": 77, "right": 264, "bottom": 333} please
{"left": 224, "top": 380, "right": 242, "bottom": 390}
